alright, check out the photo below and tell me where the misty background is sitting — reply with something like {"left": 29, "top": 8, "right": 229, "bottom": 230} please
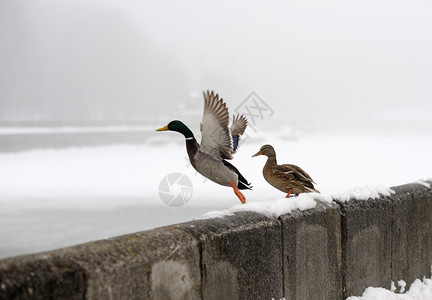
{"left": 1, "top": 0, "right": 431, "bottom": 129}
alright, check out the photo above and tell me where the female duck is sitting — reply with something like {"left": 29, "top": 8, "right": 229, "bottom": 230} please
{"left": 252, "top": 144, "right": 319, "bottom": 197}
{"left": 157, "top": 91, "right": 252, "bottom": 203}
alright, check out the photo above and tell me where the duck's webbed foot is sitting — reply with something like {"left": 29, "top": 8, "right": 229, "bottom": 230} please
{"left": 230, "top": 180, "right": 246, "bottom": 204}
{"left": 285, "top": 189, "right": 293, "bottom": 198}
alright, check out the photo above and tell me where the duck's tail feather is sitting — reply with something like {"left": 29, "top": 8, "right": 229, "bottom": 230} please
{"left": 305, "top": 186, "right": 320, "bottom": 193}
{"left": 238, "top": 178, "right": 253, "bottom": 190}
{"left": 222, "top": 160, "right": 252, "bottom": 190}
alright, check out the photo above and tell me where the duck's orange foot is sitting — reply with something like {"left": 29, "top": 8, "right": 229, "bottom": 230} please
{"left": 285, "top": 189, "right": 293, "bottom": 198}
{"left": 230, "top": 180, "right": 246, "bottom": 204}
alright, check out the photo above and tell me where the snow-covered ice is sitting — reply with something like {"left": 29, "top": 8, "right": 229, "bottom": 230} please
{"left": 0, "top": 128, "right": 431, "bottom": 258}
{"left": 0, "top": 125, "right": 154, "bottom": 135}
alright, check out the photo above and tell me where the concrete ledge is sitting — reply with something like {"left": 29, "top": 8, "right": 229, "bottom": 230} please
{"left": 1, "top": 181, "right": 431, "bottom": 299}
{"left": 0, "top": 228, "right": 202, "bottom": 299}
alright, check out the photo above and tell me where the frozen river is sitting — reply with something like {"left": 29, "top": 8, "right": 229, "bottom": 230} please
{"left": 1, "top": 124, "right": 431, "bottom": 259}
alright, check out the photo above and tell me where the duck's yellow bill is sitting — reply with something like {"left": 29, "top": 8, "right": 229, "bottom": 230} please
{"left": 252, "top": 151, "right": 262, "bottom": 157}
{"left": 156, "top": 125, "right": 169, "bottom": 131}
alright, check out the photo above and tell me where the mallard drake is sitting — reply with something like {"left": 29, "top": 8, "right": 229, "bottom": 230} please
{"left": 156, "top": 91, "right": 252, "bottom": 203}
{"left": 252, "top": 144, "right": 319, "bottom": 197}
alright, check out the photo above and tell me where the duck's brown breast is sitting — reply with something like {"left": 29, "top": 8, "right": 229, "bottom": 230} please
{"left": 262, "top": 160, "right": 293, "bottom": 193}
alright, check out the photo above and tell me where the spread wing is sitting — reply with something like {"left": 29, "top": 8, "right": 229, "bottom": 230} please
{"left": 230, "top": 114, "right": 247, "bottom": 136}
{"left": 272, "top": 164, "right": 316, "bottom": 186}
{"left": 230, "top": 114, "right": 247, "bottom": 152}
{"left": 199, "top": 91, "right": 234, "bottom": 159}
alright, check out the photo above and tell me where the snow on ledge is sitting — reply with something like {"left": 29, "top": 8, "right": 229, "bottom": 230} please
{"left": 328, "top": 185, "right": 395, "bottom": 203}
{"left": 202, "top": 185, "right": 395, "bottom": 219}
{"left": 346, "top": 272, "right": 432, "bottom": 300}
{"left": 414, "top": 179, "right": 431, "bottom": 189}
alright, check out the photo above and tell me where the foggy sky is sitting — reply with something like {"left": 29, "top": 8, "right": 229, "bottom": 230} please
{"left": 1, "top": 0, "right": 431, "bottom": 125}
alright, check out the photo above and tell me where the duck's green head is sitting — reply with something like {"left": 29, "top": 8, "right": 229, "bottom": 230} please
{"left": 156, "top": 120, "right": 194, "bottom": 139}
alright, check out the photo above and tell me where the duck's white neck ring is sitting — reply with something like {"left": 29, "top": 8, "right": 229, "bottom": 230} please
{"left": 185, "top": 137, "right": 194, "bottom": 140}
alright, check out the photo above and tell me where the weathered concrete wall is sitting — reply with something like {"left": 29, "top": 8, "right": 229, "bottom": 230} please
{"left": 177, "top": 212, "right": 283, "bottom": 300}
{"left": 390, "top": 183, "right": 432, "bottom": 290}
{"left": 338, "top": 195, "right": 393, "bottom": 297}
{"left": 0, "top": 181, "right": 431, "bottom": 300}
{"left": 281, "top": 201, "right": 342, "bottom": 300}
{"left": 0, "top": 227, "right": 202, "bottom": 300}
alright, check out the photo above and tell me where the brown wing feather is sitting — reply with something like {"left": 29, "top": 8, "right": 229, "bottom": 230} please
{"left": 272, "top": 164, "right": 316, "bottom": 189}
{"left": 230, "top": 114, "right": 247, "bottom": 136}
{"left": 279, "top": 164, "right": 315, "bottom": 183}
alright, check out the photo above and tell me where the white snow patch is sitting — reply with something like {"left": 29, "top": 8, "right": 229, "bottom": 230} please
{"left": 326, "top": 185, "right": 395, "bottom": 203}
{"left": 414, "top": 180, "right": 431, "bottom": 189}
{"left": 201, "top": 192, "right": 325, "bottom": 219}
{"left": 346, "top": 274, "right": 432, "bottom": 300}
{"left": 399, "top": 280, "right": 407, "bottom": 293}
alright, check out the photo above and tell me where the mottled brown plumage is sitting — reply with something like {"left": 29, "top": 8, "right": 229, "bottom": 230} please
{"left": 252, "top": 144, "right": 319, "bottom": 197}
